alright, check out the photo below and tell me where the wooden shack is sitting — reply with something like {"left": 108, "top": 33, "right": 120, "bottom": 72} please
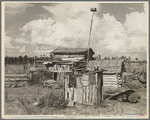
{"left": 64, "top": 71, "right": 103, "bottom": 105}
{"left": 50, "top": 47, "right": 95, "bottom": 61}
{"left": 87, "top": 60, "right": 125, "bottom": 94}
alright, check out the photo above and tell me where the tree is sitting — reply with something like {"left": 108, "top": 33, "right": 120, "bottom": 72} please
{"left": 43, "top": 54, "right": 45, "bottom": 60}
{"left": 14, "top": 57, "right": 18, "bottom": 64}
{"left": 104, "top": 57, "right": 107, "bottom": 60}
{"left": 18, "top": 56, "right": 23, "bottom": 64}
{"left": 23, "top": 55, "right": 28, "bottom": 64}
{"left": 135, "top": 58, "right": 138, "bottom": 61}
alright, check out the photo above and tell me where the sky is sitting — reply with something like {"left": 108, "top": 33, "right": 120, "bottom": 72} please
{"left": 4, "top": 2, "right": 148, "bottom": 60}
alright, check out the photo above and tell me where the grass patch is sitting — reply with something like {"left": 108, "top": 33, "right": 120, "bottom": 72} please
{"left": 4, "top": 86, "right": 68, "bottom": 115}
{"left": 93, "top": 101, "right": 110, "bottom": 108}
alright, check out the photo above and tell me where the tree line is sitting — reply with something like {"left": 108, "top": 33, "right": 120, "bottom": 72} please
{"left": 94, "top": 55, "right": 132, "bottom": 61}
{"left": 5, "top": 55, "right": 146, "bottom": 64}
{"left": 103, "top": 56, "right": 131, "bottom": 61}
{"left": 5, "top": 55, "right": 34, "bottom": 64}
{"left": 5, "top": 55, "right": 50, "bottom": 64}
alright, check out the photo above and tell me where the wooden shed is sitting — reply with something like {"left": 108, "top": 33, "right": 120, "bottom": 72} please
{"left": 64, "top": 70, "right": 103, "bottom": 105}
{"left": 87, "top": 60, "right": 125, "bottom": 94}
{"left": 50, "top": 47, "right": 95, "bottom": 61}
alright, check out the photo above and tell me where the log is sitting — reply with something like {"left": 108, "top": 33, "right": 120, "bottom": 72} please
{"left": 103, "top": 75, "right": 117, "bottom": 77}
{"left": 103, "top": 84, "right": 118, "bottom": 87}
{"left": 103, "top": 79, "right": 118, "bottom": 82}
{"left": 103, "top": 82, "right": 117, "bottom": 85}
{"left": 103, "top": 82, "right": 118, "bottom": 84}
{"left": 5, "top": 74, "right": 27, "bottom": 78}
{"left": 103, "top": 78, "right": 118, "bottom": 82}
{"left": 103, "top": 77, "right": 117, "bottom": 79}
{"left": 5, "top": 78, "right": 28, "bottom": 82}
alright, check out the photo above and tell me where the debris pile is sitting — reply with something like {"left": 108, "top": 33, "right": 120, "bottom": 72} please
{"left": 109, "top": 90, "right": 140, "bottom": 103}
{"left": 124, "top": 70, "right": 147, "bottom": 89}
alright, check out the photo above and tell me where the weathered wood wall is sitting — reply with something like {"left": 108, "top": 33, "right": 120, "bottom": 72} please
{"left": 103, "top": 74, "right": 118, "bottom": 86}
{"left": 103, "top": 74, "right": 122, "bottom": 94}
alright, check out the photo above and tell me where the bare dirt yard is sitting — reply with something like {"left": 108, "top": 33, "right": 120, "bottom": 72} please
{"left": 4, "top": 85, "right": 147, "bottom": 117}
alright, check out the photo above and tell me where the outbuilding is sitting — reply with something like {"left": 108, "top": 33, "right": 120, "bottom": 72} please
{"left": 87, "top": 59, "right": 125, "bottom": 94}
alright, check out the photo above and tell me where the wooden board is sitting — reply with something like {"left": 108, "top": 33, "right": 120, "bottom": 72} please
{"left": 103, "top": 77, "right": 117, "bottom": 79}
{"left": 103, "top": 83, "right": 118, "bottom": 85}
{"left": 5, "top": 74, "right": 27, "bottom": 78}
{"left": 82, "top": 80, "right": 88, "bottom": 86}
{"left": 76, "top": 77, "right": 82, "bottom": 87}
{"left": 74, "top": 88, "right": 82, "bottom": 103}
{"left": 5, "top": 78, "right": 28, "bottom": 82}
{"left": 103, "top": 84, "right": 118, "bottom": 86}
{"left": 103, "top": 76, "right": 117, "bottom": 79}
{"left": 103, "top": 79, "right": 118, "bottom": 82}
{"left": 103, "top": 75, "right": 117, "bottom": 77}
{"left": 65, "top": 87, "right": 74, "bottom": 101}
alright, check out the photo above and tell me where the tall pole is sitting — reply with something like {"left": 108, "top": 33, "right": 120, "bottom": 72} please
{"left": 87, "top": 8, "right": 97, "bottom": 63}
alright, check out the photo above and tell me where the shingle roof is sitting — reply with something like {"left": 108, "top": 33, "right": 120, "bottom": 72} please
{"left": 51, "top": 47, "right": 94, "bottom": 54}
{"left": 87, "top": 59, "right": 124, "bottom": 73}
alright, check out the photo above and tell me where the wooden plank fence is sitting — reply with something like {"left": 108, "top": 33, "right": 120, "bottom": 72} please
{"left": 82, "top": 85, "right": 97, "bottom": 104}
{"left": 5, "top": 74, "right": 28, "bottom": 82}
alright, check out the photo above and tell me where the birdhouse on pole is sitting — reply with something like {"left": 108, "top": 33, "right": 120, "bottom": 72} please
{"left": 91, "top": 8, "right": 97, "bottom": 12}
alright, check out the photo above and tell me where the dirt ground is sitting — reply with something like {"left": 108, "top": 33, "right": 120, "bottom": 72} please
{"left": 4, "top": 85, "right": 147, "bottom": 117}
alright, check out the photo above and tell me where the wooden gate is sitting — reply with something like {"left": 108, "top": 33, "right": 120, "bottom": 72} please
{"left": 65, "top": 71, "right": 103, "bottom": 105}
{"left": 82, "top": 85, "right": 97, "bottom": 104}
{"left": 82, "top": 71, "right": 103, "bottom": 105}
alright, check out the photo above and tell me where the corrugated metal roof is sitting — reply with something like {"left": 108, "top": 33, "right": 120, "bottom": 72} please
{"left": 51, "top": 47, "right": 94, "bottom": 54}
{"left": 87, "top": 59, "right": 124, "bottom": 73}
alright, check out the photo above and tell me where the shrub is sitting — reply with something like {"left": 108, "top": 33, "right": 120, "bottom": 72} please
{"left": 103, "top": 86, "right": 119, "bottom": 94}
{"left": 37, "top": 93, "right": 67, "bottom": 110}
{"left": 124, "top": 75, "right": 145, "bottom": 89}
{"left": 28, "top": 74, "right": 40, "bottom": 85}
{"left": 17, "top": 98, "right": 32, "bottom": 115}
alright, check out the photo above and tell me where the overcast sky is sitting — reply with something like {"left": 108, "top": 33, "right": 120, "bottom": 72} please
{"left": 4, "top": 2, "right": 148, "bottom": 60}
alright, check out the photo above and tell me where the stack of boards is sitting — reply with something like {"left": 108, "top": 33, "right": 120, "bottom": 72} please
{"left": 5, "top": 74, "right": 28, "bottom": 88}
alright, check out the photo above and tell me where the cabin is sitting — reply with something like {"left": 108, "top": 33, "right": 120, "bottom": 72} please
{"left": 50, "top": 47, "right": 95, "bottom": 61}
{"left": 45, "top": 47, "right": 95, "bottom": 79}
{"left": 87, "top": 59, "right": 125, "bottom": 94}
{"left": 64, "top": 70, "right": 103, "bottom": 105}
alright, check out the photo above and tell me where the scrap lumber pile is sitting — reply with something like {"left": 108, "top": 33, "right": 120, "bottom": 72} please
{"left": 72, "top": 62, "right": 87, "bottom": 73}
{"left": 5, "top": 74, "right": 29, "bottom": 88}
